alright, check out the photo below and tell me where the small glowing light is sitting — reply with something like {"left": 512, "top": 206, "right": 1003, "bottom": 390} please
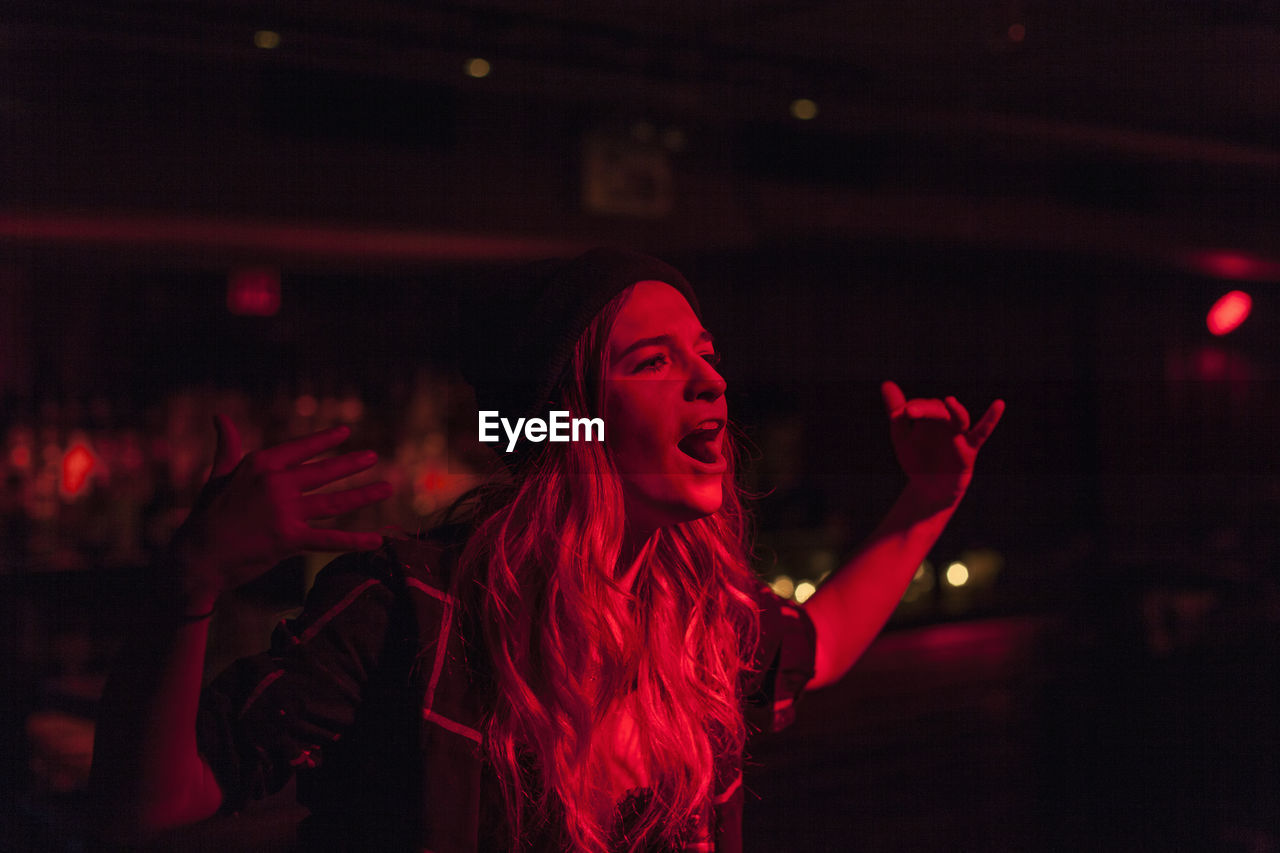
{"left": 901, "top": 560, "right": 935, "bottom": 604}
{"left": 61, "top": 444, "right": 96, "bottom": 496}
{"left": 295, "top": 394, "right": 318, "bottom": 418}
{"left": 464, "top": 57, "right": 491, "bottom": 78}
{"left": 660, "top": 127, "right": 686, "bottom": 152}
{"left": 228, "top": 268, "right": 281, "bottom": 316}
{"left": 9, "top": 445, "right": 31, "bottom": 469}
{"left": 418, "top": 467, "right": 445, "bottom": 493}
{"left": 1187, "top": 249, "right": 1280, "bottom": 282}
{"left": 254, "top": 30, "right": 281, "bottom": 49}
{"left": 945, "top": 562, "right": 970, "bottom": 587}
{"left": 771, "top": 575, "right": 796, "bottom": 599}
{"left": 1207, "top": 290, "right": 1252, "bottom": 336}
{"left": 790, "top": 98, "right": 818, "bottom": 120}
{"left": 339, "top": 397, "right": 364, "bottom": 423}
{"left": 1007, "top": 23, "right": 1026, "bottom": 42}
{"left": 794, "top": 581, "right": 817, "bottom": 604}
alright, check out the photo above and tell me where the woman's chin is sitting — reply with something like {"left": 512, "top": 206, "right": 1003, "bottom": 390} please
{"left": 624, "top": 482, "right": 723, "bottom": 531}
{"left": 682, "top": 482, "right": 725, "bottom": 520}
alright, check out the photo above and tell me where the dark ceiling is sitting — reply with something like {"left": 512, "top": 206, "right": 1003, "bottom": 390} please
{"left": 4, "top": 0, "right": 1279, "bottom": 269}
{"left": 10, "top": 1, "right": 1279, "bottom": 142}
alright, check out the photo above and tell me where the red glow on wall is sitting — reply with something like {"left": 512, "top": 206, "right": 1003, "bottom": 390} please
{"left": 61, "top": 444, "right": 96, "bottom": 496}
{"left": 1186, "top": 250, "right": 1280, "bottom": 282}
{"left": 1193, "top": 347, "right": 1228, "bottom": 379}
{"left": 0, "top": 210, "right": 587, "bottom": 262}
{"left": 9, "top": 444, "right": 32, "bottom": 470}
{"left": 1207, "top": 290, "right": 1252, "bottom": 336}
{"left": 228, "top": 268, "right": 281, "bottom": 316}
{"left": 418, "top": 467, "right": 445, "bottom": 493}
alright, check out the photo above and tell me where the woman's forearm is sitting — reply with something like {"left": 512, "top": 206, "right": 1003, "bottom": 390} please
{"left": 803, "top": 482, "right": 961, "bottom": 689}
{"left": 89, "top": 417, "right": 388, "bottom": 841}
{"left": 89, "top": 572, "right": 224, "bottom": 841}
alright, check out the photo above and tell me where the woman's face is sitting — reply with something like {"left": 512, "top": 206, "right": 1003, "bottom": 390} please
{"left": 603, "top": 280, "right": 728, "bottom": 532}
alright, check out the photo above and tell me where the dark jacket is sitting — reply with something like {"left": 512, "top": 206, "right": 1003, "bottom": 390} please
{"left": 197, "top": 535, "right": 816, "bottom": 851}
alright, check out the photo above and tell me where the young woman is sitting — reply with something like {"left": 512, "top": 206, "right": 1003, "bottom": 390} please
{"left": 90, "top": 248, "right": 1003, "bottom": 851}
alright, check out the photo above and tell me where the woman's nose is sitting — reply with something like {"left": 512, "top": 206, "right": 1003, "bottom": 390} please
{"left": 689, "top": 358, "right": 727, "bottom": 401}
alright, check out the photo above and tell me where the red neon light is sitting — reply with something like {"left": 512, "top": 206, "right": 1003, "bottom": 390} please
{"left": 0, "top": 210, "right": 588, "bottom": 261}
{"left": 61, "top": 444, "right": 96, "bottom": 496}
{"left": 228, "top": 268, "right": 281, "bottom": 316}
{"left": 1207, "top": 290, "right": 1252, "bottom": 336}
{"left": 1187, "top": 250, "right": 1280, "bottom": 282}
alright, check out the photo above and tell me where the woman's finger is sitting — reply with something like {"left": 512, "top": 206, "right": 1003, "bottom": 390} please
{"left": 943, "top": 396, "right": 970, "bottom": 432}
{"left": 211, "top": 414, "right": 243, "bottom": 478}
{"left": 904, "top": 399, "right": 950, "bottom": 420}
{"left": 254, "top": 425, "right": 353, "bottom": 471}
{"left": 293, "top": 450, "right": 379, "bottom": 492}
{"left": 966, "top": 399, "right": 1006, "bottom": 448}
{"left": 880, "top": 381, "right": 907, "bottom": 418}
{"left": 299, "top": 481, "right": 393, "bottom": 519}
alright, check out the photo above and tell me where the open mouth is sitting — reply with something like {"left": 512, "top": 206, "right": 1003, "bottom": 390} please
{"left": 676, "top": 419, "right": 724, "bottom": 465}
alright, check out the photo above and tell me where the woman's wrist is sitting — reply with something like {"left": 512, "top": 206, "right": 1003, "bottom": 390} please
{"left": 902, "top": 472, "right": 970, "bottom": 514}
{"left": 157, "top": 546, "right": 223, "bottom": 621}
{"left": 177, "top": 602, "right": 218, "bottom": 622}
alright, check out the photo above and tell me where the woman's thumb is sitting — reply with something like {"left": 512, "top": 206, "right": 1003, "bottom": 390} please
{"left": 211, "top": 414, "right": 243, "bottom": 478}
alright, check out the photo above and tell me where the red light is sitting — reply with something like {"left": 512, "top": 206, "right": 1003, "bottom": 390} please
{"left": 1187, "top": 250, "right": 1280, "bottom": 282}
{"left": 418, "top": 467, "right": 444, "bottom": 493}
{"left": 1193, "top": 347, "right": 1228, "bottom": 379}
{"left": 228, "top": 267, "right": 281, "bottom": 316}
{"left": 1207, "top": 290, "right": 1252, "bottom": 336}
{"left": 61, "top": 443, "right": 96, "bottom": 496}
{"left": 9, "top": 445, "right": 31, "bottom": 470}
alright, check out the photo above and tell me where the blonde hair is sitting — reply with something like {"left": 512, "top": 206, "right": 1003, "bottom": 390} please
{"left": 451, "top": 286, "right": 759, "bottom": 850}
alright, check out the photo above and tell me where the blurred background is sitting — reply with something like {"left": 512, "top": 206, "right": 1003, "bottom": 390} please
{"left": 2, "top": 2, "right": 1278, "bottom": 850}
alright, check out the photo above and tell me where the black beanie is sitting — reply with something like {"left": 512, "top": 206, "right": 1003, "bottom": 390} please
{"left": 457, "top": 247, "right": 700, "bottom": 428}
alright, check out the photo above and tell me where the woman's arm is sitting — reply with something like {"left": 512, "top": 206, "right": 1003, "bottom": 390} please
{"left": 89, "top": 417, "right": 390, "bottom": 842}
{"left": 804, "top": 382, "right": 1003, "bottom": 689}
{"left": 89, "top": 569, "right": 226, "bottom": 839}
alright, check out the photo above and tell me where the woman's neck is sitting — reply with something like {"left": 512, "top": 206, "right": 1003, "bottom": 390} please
{"left": 615, "top": 523, "right": 657, "bottom": 594}
{"left": 611, "top": 535, "right": 645, "bottom": 594}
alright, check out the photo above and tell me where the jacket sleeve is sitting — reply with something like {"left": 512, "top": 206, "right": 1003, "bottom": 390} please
{"left": 742, "top": 583, "right": 818, "bottom": 734}
{"left": 195, "top": 549, "right": 400, "bottom": 812}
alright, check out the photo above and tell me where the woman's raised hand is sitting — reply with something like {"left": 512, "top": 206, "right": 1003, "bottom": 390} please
{"left": 168, "top": 415, "right": 393, "bottom": 608}
{"left": 880, "top": 381, "right": 1004, "bottom": 508}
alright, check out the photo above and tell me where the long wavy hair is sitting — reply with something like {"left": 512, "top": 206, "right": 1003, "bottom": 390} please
{"left": 449, "top": 285, "right": 760, "bottom": 851}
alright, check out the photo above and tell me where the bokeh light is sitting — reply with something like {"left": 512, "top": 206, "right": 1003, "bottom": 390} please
{"left": 790, "top": 98, "right": 818, "bottom": 120}
{"left": 771, "top": 575, "right": 796, "bottom": 599}
{"left": 1207, "top": 290, "right": 1252, "bottom": 336}
{"left": 464, "top": 57, "right": 491, "bottom": 78}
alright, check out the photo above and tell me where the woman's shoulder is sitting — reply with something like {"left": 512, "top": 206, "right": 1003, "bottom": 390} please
{"left": 314, "top": 523, "right": 470, "bottom": 598}
{"left": 381, "top": 523, "right": 469, "bottom": 589}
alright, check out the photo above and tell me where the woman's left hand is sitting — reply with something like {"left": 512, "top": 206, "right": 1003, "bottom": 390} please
{"left": 880, "top": 381, "right": 1004, "bottom": 508}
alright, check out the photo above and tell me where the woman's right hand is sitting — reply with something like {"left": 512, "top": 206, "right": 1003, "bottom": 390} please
{"left": 167, "top": 414, "right": 393, "bottom": 610}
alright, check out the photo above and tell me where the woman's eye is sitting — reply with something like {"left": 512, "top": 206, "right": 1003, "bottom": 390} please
{"left": 701, "top": 352, "right": 721, "bottom": 367}
{"left": 636, "top": 354, "right": 668, "bottom": 372}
